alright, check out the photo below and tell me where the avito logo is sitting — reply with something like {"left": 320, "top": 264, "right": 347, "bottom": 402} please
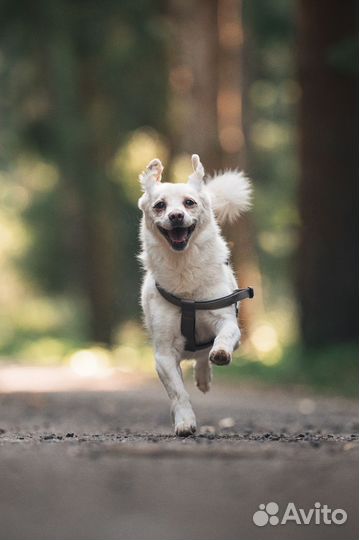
{"left": 253, "top": 501, "right": 347, "bottom": 527}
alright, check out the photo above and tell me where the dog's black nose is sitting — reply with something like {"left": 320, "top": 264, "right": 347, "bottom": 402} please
{"left": 169, "top": 211, "right": 184, "bottom": 223}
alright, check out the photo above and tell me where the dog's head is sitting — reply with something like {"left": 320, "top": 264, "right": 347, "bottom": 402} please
{"left": 138, "top": 155, "right": 211, "bottom": 252}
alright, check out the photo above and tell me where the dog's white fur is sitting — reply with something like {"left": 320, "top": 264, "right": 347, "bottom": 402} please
{"left": 138, "top": 155, "right": 252, "bottom": 436}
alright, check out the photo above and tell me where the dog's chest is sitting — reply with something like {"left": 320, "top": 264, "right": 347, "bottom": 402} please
{"left": 156, "top": 263, "right": 225, "bottom": 299}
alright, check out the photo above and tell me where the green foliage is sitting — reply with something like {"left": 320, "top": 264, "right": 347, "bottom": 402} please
{"left": 243, "top": 0, "right": 299, "bottom": 313}
{"left": 0, "top": 0, "right": 169, "bottom": 340}
{"left": 215, "top": 343, "right": 358, "bottom": 397}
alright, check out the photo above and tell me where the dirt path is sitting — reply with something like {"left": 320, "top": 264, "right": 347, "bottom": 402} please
{"left": 0, "top": 378, "right": 358, "bottom": 540}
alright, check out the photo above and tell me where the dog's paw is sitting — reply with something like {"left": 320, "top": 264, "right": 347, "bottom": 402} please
{"left": 195, "top": 362, "right": 212, "bottom": 393}
{"left": 209, "top": 348, "right": 232, "bottom": 366}
{"left": 175, "top": 420, "right": 197, "bottom": 437}
{"left": 173, "top": 406, "right": 197, "bottom": 437}
{"left": 196, "top": 378, "right": 211, "bottom": 394}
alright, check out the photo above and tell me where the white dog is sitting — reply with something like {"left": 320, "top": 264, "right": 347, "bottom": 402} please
{"left": 138, "top": 154, "right": 252, "bottom": 436}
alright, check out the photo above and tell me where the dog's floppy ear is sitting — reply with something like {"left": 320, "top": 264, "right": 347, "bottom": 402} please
{"left": 188, "top": 154, "right": 204, "bottom": 191}
{"left": 139, "top": 158, "right": 163, "bottom": 192}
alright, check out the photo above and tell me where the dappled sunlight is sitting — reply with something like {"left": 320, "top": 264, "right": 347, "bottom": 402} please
{"left": 111, "top": 128, "right": 168, "bottom": 202}
{"left": 113, "top": 321, "right": 156, "bottom": 374}
{"left": 249, "top": 78, "right": 300, "bottom": 110}
{"left": 113, "top": 345, "right": 154, "bottom": 374}
{"left": 14, "top": 298, "right": 72, "bottom": 333}
{"left": 0, "top": 295, "right": 85, "bottom": 361}
{"left": 0, "top": 156, "right": 77, "bottom": 358}
{"left": 0, "top": 364, "right": 149, "bottom": 393}
{"left": 17, "top": 338, "right": 70, "bottom": 365}
{"left": 249, "top": 323, "right": 282, "bottom": 365}
{"left": 249, "top": 80, "right": 277, "bottom": 109}
{"left": 171, "top": 153, "right": 193, "bottom": 183}
{"left": 236, "top": 304, "right": 298, "bottom": 367}
{"left": 68, "top": 347, "right": 112, "bottom": 378}
{"left": 0, "top": 322, "right": 157, "bottom": 392}
{"left": 258, "top": 229, "right": 297, "bottom": 257}
{"left": 251, "top": 323, "right": 279, "bottom": 353}
{"left": 250, "top": 120, "right": 293, "bottom": 150}
{"left": 0, "top": 207, "right": 30, "bottom": 264}
{"left": 14, "top": 157, "right": 59, "bottom": 193}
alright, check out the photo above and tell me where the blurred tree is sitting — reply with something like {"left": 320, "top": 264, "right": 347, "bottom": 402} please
{"left": 168, "top": 0, "right": 263, "bottom": 339}
{"left": 0, "top": 0, "right": 168, "bottom": 343}
{"left": 297, "top": 0, "right": 358, "bottom": 346}
{"left": 217, "top": 0, "right": 264, "bottom": 338}
{"left": 168, "top": 0, "right": 221, "bottom": 171}
{"left": 242, "top": 0, "right": 298, "bottom": 342}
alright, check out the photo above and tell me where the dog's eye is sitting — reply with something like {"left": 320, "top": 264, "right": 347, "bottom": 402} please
{"left": 153, "top": 200, "right": 166, "bottom": 210}
{"left": 184, "top": 199, "right": 196, "bottom": 207}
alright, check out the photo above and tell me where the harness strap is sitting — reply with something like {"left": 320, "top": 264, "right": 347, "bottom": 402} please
{"left": 155, "top": 283, "right": 254, "bottom": 352}
{"left": 180, "top": 300, "right": 196, "bottom": 352}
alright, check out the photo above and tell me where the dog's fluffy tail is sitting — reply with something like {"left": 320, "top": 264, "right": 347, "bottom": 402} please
{"left": 206, "top": 170, "right": 252, "bottom": 224}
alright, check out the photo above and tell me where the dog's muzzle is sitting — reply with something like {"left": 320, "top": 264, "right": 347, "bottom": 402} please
{"left": 157, "top": 223, "right": 196, "bottom": 251}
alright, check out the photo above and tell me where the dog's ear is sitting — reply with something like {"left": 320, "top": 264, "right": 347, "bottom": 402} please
{"left": 139, "top": 158, "right": 163, "bottom": 192}
{"left": 188, "top": 154, "right": 204, "bottom": 191}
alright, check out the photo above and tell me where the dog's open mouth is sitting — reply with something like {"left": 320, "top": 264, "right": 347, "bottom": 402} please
{"left": 158, "top": 224, "right": 196, "bottom": 251}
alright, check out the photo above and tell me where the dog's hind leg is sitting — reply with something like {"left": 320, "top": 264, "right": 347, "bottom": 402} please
{"left": 194, "top": 359, "right": 212, "bottom": 393}
{"left": 155, "top": 350, "right": 197, "bottom": 436}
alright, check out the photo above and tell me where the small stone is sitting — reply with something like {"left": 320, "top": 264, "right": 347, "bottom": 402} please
{"left": 65, "top": 433, "right": 75, "bottom": 438}
{"left": 218, "top": 417, "right": 235, "bottom": 429}
{"left": 199, "top": 425, "right": 216, "bottom": 436}
{"left": 344, "top": 442, "right": 356, "bottom": 451}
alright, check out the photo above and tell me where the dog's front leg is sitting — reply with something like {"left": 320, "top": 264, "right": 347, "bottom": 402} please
{"left": 155, "top": 350, "right": 196, "bottom": 436}
{"left": 209, "top": 317, "right": 241, "bottom": 366}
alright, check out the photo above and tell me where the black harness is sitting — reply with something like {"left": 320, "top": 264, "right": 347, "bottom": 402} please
{"left": 155, "top": 282, "right": 254, "bottom": 352}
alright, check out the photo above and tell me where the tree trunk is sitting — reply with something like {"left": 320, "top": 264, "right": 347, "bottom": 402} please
{"left": 169, "top": 0, "right": 221, "bottom": 171}
{"left": 217, "top": 0, "right": 264, "bottom": 338}
{"left": 297, "top": 0, "right": 358, "bottom": 346}
{"left": 169, "top": 0, "right": 263, "bottom": 339}
{"left": 46, "top": 25, "right": 116, "bottom": 345}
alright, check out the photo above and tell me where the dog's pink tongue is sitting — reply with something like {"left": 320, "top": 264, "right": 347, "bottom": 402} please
{"left": 169, "top": 228, "right": 187, "bottom": 243}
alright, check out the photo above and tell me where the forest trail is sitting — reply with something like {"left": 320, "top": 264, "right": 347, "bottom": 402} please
{"left": 0, "top": 376, "right": 358, "bottom": 540}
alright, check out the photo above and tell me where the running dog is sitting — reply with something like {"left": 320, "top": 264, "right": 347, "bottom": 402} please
{"left": 138, "top": 154, "right": 252, "bottom": 436}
